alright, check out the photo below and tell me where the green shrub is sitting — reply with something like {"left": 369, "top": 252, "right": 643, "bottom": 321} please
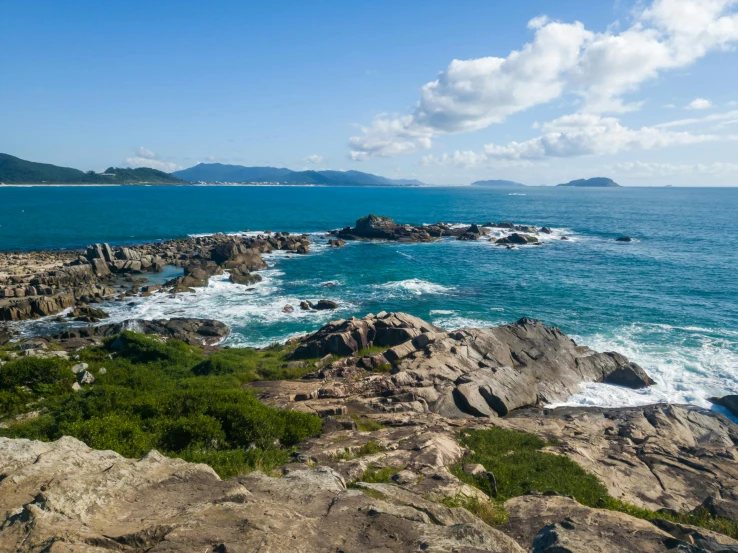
{"left": 358, "top": 465, "right": 401, "bottom": 483}
{"left": 157, "top": 414, "right": 226, "bottom": 451}
{"left": 192, "top": 347, "right": 313, "bottom": 381}
{"left": 0, "top": 331, "right": 323, "bottom": 480}
{"left": 0, "top": 357, "right": 74, "bottom": 391}
{"left": 60, "top": 414, "right": 158, "bottom": 458}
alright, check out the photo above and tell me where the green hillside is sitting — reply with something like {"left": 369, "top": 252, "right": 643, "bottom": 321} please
{"left": 0, "top": 153, "right": 184, "bottom": 184}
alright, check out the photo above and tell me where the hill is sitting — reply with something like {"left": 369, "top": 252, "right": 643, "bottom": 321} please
{"left": 0, "top": 153, "right": 184, "bottom": 184}
{"left": 557, "top": 177, "right": 620, "bottom": 187}
{"left": 172, "top": 163, "right": 424, "bottom": 186}
{"left": 471, "top": 179, "right": 526, "bottom": 187}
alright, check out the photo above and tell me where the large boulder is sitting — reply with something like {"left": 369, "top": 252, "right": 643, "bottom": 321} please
{"left": 292, "top": 312, "right": 439, "bottom": 359}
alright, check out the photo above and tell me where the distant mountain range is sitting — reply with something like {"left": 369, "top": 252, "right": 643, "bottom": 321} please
{"left": 557, "top": 177, "right": 620, "bottom": 187}
{"left": 0, "top": 153, "right": 184, "bottom": 185}
{"left": 172, "top": 163, "right": 424, "bottom": 185}
{"left": 471, "top": 179, "right": 526, "bottom": 187}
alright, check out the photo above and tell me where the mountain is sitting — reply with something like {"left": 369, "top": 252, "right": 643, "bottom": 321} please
{"left": 557, "top": 177, "right": 620, "bottom": 187}
{"left": 0, "top": 153, "right": 184, "bottom": 184}
{"left": 471, "top": 179, "right": 526, "bottom": 187}
{"left": 172, "top": 163, "right": 424, "bottom": 185}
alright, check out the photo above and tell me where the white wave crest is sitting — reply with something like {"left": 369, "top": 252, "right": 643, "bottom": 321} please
{"left": 375, "top": 279, "right": 454, "bottom": 297}
{"left": 552, "top": 322, "right": 738, "bottom": 409}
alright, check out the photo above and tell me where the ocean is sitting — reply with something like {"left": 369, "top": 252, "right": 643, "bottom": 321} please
{"left": 1, "top": 184, "right": 737, "bottom": 409}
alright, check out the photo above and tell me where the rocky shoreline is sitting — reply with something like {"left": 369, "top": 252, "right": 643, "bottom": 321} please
{"left": 2, "top": 308, "right": 738, "bottom": 551}
{"left": 1, "top": 219, "right": 734, "bottom": 552}
{"left": 1, "top": 214, "right": 566, "bottom": 327}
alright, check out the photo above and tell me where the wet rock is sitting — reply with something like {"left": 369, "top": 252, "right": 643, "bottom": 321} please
{"left": 616, "top": 236, "right": 633, "bottom": 242}
{"left": 314, "top": 299, "right": 338, "bottom": 310}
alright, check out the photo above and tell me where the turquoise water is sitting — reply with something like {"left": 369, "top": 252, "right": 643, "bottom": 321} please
{"left": 2, "top": 185, "right": 737, "bottom": 407}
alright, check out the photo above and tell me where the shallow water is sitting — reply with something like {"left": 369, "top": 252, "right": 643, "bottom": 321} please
{"left": 2, "top": 185, "right": 737, "bottom": 408}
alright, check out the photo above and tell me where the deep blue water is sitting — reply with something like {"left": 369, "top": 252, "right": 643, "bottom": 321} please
{"left": 1, "top": 185, "right": 737, "bottom": 408}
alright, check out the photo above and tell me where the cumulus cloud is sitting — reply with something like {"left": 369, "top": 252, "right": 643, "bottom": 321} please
{"left": 303, "top": 154, "right": 325, "bottom": 164}
{"left": 125, "top": 147, "right": 182, "bottom": 172}
{"left": 348, "top": 0, "right": 738, "bottom": 159}
{"left": 686, "top": 98, "right": 713, "bottom": 109}
{"left": 135, "top": 146, "right": 156, "bottom": 159}
{"left": 424, "top": 115, "right": 715, "bottom": 167}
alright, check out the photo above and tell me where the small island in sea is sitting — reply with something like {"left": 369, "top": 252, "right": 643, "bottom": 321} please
{"left": 557, "top": 177, "right": 621, "bottom": 187}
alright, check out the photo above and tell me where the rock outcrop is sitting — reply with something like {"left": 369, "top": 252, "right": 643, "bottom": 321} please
{"left": 0, "top": 436, "right": 525, "bottom": 553}
{"left": 54, "top": 317, "right": 229, "bottom": 347}
{"left": 290, "top": 313, "right": 652, "bottom": 418}
{"left": 501, "top": 404, "right": 738, "bottom": 513}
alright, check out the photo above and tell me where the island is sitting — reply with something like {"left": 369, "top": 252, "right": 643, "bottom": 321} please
{"left": 557, "top": 177, "right": 621, "bottom": 187}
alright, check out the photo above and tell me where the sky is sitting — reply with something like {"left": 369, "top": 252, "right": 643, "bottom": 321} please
{"left": 1, "top": 0, "right": 737, "bottom": 186}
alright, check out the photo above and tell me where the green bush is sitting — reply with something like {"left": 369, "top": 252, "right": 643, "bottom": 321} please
{"left": 0, "top": 332, "right": 323, "bottom": 479}
{"left": 192, "top": 347, "right": 314, "bottom": 381}
{"left": 60, "top": 414, "right": 157, "bottom": 458}
{"left": 0, "top": 357, "right": 74, "bottom": 391}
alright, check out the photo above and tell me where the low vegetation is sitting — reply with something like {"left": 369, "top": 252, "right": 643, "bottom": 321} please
{"left": 453, "top": 427, "right": 738, "bottom": 538}
{"left": 0, "top": 331, "right": 323, "bottom": 478}
{"left": 330, "top": 439, "right": 386, "bottom": 461}
{"left": 351, "top": 413, "right": 386, "bottom": 432}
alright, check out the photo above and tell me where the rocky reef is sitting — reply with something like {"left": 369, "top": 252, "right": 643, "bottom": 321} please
{"left": 0, "top": 231, "right": 309, "bottom": 322}
{"left": 329, "top": 214, "right": 561, "bottom": 246}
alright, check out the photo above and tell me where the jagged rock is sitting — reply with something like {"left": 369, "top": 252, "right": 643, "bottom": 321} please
{"left": 77, "top": 369, "right": 95, "bottom": 385}
{"left": 55, "top": 318, "right": 229, "bottom": 348}
{"left": 292, "top": 312, "right": 438, "bottom": 359}
{"left": 502, "top": 404, "right": 738, "bottom": 513}
{"left": 300, "top": 300, "right": 314, "bottom": 310}
{"left": 457, "top": 223, "right": 489, "bottom": 241}
{"left": 0, "top": 436, "right": 525, "bottom": 553}
{"left": 496, "top": 233, "right": 539, "bottom": 245}
{"left": 501, "top": 494, "right": 736, "bottom": 553}
{"left": 314, "top": 299, "right": 338, "bottom": 310}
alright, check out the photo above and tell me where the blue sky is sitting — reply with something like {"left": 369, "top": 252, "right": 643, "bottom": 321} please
{"left": 1, "top": 0, "right": 737, "bottom": 185}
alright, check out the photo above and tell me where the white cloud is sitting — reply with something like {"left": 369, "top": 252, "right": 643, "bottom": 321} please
{"left": 655, "top": 108, "right": 738, "bottom": 127}
{"left": 426, "top": 114, "right": 715, "bottom": 165}
{"left": 349, "top": 0, "right": 738, "bottom": 159}
{"left": 303, "top": 154, "right": 325, "bottom": 164}
{"left": 686, "top": 98, "right": 713, "bottom": 109}
{"left": 727, "top": 100, "right": 738, "bottom": 106}
{"left": 607, "top": 160, "right": 738, "bottom": 176}
{"left": 135, "top": 146, "right": 156, "bottom": 159}
{"left": 125, "top": 147, "right": 182, "bottom": 172}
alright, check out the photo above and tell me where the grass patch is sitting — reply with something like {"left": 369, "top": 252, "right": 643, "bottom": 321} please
{"left": 454, "top": 427, "right": 738, "bottom": 539}
{"left": 439, "top": 495, "right": 509, "bottom": 526}
{"left": 0, "top": 331, "right": 323, "bottom": 478}
{"left": 359, "top": 465, "right": 402, "bottom": 484}
{"left": 454, "top": 427, "right": 605, "bottom": 504}
{"left": 351, "top": 414, "right": 386, "bottom": 432}
{"left": 330, "top": 440, "right": 386, "bottom": 461}
{"left": 357, "top": 345, "right": 390, "bottom": 357}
